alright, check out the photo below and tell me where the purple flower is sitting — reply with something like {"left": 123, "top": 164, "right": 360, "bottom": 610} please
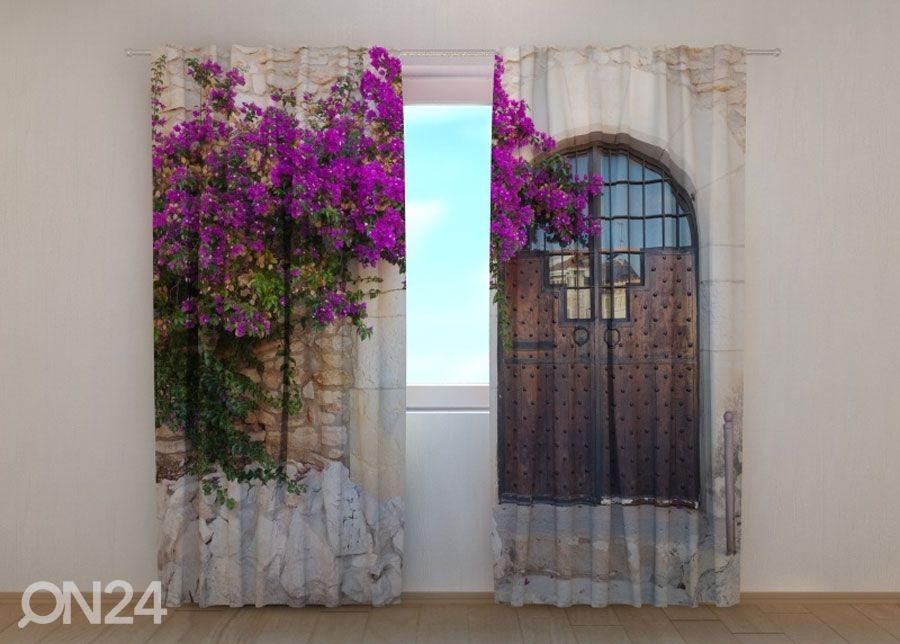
{"left": 490, "top": 55, "right": 603, "bottom": 265}
{"left": 152, "top": 47, "right": 406, "bottom": 340}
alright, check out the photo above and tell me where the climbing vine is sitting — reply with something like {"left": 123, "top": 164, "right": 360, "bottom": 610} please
{"left": 490, "top": 55, "right": 604, "bottom": 346}
{"left": 152, "top": 48, "right": 404, "bottom": 502}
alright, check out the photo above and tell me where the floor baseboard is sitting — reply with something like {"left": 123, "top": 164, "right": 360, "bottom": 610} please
{"left": 401, "top": 592, "right": 495, "bottom": 604}
{"left": 2, "top": 590, "right": 899, "bottom": 606}
{"left": 740, "top": 591, "right": 900, "bottom": 601}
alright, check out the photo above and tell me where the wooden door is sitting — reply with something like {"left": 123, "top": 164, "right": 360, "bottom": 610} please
{"left": 498, "top": 146, "right": 700, "bottom": 506}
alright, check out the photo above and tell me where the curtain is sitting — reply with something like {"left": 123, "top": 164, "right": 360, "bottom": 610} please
{"left": 492, "top": 45, "right": 745, "bottom": 607}
{"left": 153, "top": 45, "right": 405, "bottom": 607}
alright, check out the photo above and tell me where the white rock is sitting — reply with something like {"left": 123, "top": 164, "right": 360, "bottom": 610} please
{"left": 158, "top": 461, "right": 403, "bottom": 607}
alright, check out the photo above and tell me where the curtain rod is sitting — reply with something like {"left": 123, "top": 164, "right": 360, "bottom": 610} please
{"left": 125, "top": 47, "right": 781, "bottom": 58}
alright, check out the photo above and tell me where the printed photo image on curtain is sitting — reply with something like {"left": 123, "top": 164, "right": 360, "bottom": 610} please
{"left": 152, "top": 45, "right": 405, "bottom": 607}
{"left": 490, "top": 45, "right": 746, "bottom": 607}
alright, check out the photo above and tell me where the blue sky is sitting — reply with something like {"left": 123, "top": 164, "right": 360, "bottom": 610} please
{"left": 404, "top": 105, "right": 491, "bottom": 385}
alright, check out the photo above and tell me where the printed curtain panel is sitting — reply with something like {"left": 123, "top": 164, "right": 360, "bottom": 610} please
{"left": 492, "top": 46, "right": 745, "bottom": 606}
{"left": 152, "top": 46, "right": 405, "bottom": 607}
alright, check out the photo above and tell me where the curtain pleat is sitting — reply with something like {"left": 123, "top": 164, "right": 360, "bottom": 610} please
{"left": 154, "top": 45, "right": 404, "bottom": 608}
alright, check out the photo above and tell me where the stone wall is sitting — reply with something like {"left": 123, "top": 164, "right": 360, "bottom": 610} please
{"left": 152, "top": 46, "right": 405, "bottom": 607}
{"left": 155, "top": 285, "right": 406, "bottom": 607}
{"left": 158, "top": 460, "right": 403, "bottom": 607}
{"left": 155, "top": 287, "right": 405, "bottom": 607}
{"left": 154, "top": 319, "right": 354, "bottom": 479}
{"left": 492, "top": 503, "right": 738, "bottom": 607}
{"left": 244, "top": 320, "right": 354, "bottom": 467}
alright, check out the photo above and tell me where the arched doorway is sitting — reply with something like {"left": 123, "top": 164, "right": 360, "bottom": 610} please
{"left": 498, "top": 140, "right": 700, "bottom": 507}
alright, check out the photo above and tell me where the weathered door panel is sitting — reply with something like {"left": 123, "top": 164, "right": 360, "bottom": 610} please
{"left": 500, "top": 255, "right": 595, "bottom": 502}
{"left": 499, "top": 250, "right": 699, "bottom": 505}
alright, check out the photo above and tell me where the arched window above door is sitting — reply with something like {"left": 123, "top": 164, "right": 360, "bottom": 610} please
{"left": 530, "top": 145, "right": 697, "bottom": 322}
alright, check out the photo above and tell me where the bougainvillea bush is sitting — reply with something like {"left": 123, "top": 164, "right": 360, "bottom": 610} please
{"left": 152, "top": 47, "right": 404, "bottom": 501}
{"left": 490, "top": 55, "right": 603, "bottom": 344}
{"left": 152, "top": 48, "right": 597, "bottom": 498}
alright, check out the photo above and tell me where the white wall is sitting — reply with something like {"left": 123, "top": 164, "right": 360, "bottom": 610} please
{"left": 405, "top": 412, "right": 494, "bottom": 592}
{"left": 2, "top": 0, "right": 900, "bottom": 593}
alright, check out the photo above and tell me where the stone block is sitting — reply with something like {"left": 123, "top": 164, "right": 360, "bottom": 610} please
{"left": 156, "top": 424, "right": 179, "bottom": 439}
{"left": 240, "top": 368, "right": 261, "bottom": 384}
{"left": 315, "top": 336, "right": 344, "bottom": 352}
{"left": 320, "top": 350, "right": 345, "bottom": 369}
{"left": 287, "top": 428, "right": 320, "bottom": 458}
{"left": 261, "top": 367, "right": 283, "bottom": 391}
{"left": 318, "top": 390, "right": 343, "bottom": 414}
{"left": 321, "top": 425, "right": 347, "bottom": 448}
{"left": 698, "top": 281, "right": 744, "bottom": 352}
{"left": 155, "top": 452, "right": 188, "bottom": 481}
{"left": 254, "top": 338, "right": 281, "bottom": 357}
{"left": 156, "top": 437, "right": 188, "bottom": 455}
{"left": 699, "top": 243, "right": 744, "bottom": 284}
{"left": 264, "top": 432, "right": 283, "bottom": 456}
{"left": 316, "top": 411, "right": 338, "bottom": 425}
{"left": 313, "top": 369, "right": 346, "bottom": 387}
{"left": 256, "top": 409, "right": 279, "bottom": 427}
{"left": 353, "top": 316, "right": 404, "bottom": 389}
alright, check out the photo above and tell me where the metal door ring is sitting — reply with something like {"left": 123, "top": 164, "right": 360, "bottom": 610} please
{"left": 573, "top": 326, "right": 589, "bottom": 346}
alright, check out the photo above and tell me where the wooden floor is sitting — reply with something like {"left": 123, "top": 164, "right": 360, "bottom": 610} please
{"left": 2, "top": 599, "right": 900, "bottom": 643}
